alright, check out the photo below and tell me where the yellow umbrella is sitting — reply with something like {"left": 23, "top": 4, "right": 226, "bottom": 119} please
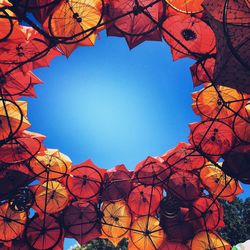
{"left": 101, "top": 200, "right": 131, "bottom": 246}
{"left": 200, "top": 162, "right": 243, "bottom": 201}
{"left": 130, "top": 216, "right": 165, "bottom": 250}
{"left": 0, "top": 100, "right": 30, "bottom": 141}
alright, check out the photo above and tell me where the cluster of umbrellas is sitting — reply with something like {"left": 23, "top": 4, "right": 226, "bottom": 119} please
{"left": 0, "top": 0, "right": 249, "bottom": 249}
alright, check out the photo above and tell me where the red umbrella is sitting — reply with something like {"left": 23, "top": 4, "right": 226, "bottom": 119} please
{"left": 66, "top": 160, "right": 105, "bottom": 200}
{"left": 128, "top": 184, "right": 162, "bottom": 215}
{"left": 63, "top": 201, "right": 100, "bottom": 239}
{"left": 102, "top": 164, "right": 132, "bottom": 201}
{"left": 189, "top": 121, "right": 235, "bottom": 156}
{"left": 162, "top": 16, "right": 216, "bottom": 60}
{"left": 24, "top": 214, "right": 63, "bottom": 250}
{"left": 167, "top": 171, "right": 201, "bottom": 202}
{"left": 162, "top": 142, "right": 205, "bottom": 172}
{"left": 105, "top": 0, "right": 165, "bottom": 49}
{"left": 190, "top": 196, "right": 225, "bottom": 232}
{"left": 133, "top": 156, "right": 171, "bottom": 185}
{"left": 203, "top": 0, "right": 250, "bottom": 93}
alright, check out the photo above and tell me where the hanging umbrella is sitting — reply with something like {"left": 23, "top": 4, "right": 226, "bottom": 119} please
{"left": 189, "top": 120, "right": 235, "bottom": 156}
{"left": 200, "top": 162, "right": 243, "bottom": 201}
{"left": 63, "top": 201, "right": 100, "bottom": 240}
{"left": 162, "top": 142, "right": 205, "bottom": 171}
{"left": 44, "top": 0, "right": 104, "bottom": 57}
{"left": 105, "top": 0, "right": 164, "bottom": 49}
{"left": 29, "top": 149, "right": 70, "bottom": 180}
{"left": 162, "top": 16, "right": 216, "bottom": 61}
{"left": 0, "top": 100, "right": 30, "bottom": 143}
{"left": 130, "top": 216, "right": 165, "bottom": 250}
{"left": 203, "top": 0, "right": 250, "bottom": 93}
{"left": 0, "top": 26, "right": 61, "bottom": 73}
{"left": 66, "top": 160, "right": 104, "bottom": 200}
{"left": 34, "top": 181, "right": 69, "bottom": 214}
{"left": 190, "top": 231, "right": 231, "bottom": 250}
{"left": 165, "top": 0, "right": 203, "bottom": 14}
{"left": 0, "top": 68, "right": 42, "bottom": 100}
{"left": 190, "top": 196, "right": 225, "bottom": 232}
{"left": 0, "top": 202, "right": 26, "bottom": 242}
{"left": 134, "top": 156, "right": 171, "bottom": 185}
{"left": 102, "top": 164, "right": 132, "bottom": 201}
{"left": 128, "top": 184, "right": 162, "bottom": 215}
{"left": 24, "top": 214, "right": 63, "bottom": 250}
{"left": 101, "top": 200, "right": 131, "bottom": 246}
{"left": 167, "top": 171, "right": 201, "bottom": 201}
{"left": 192, "top": 84, "right": 244, "bottom": 120}
{"left": 190, "top": 57, "right": 215, "bottom": 87}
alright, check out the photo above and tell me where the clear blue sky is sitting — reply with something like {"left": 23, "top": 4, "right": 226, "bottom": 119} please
{"left": 25, "top": 31, "right": 249, "bottom": 249}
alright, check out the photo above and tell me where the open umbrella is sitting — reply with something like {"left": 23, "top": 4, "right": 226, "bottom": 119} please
{"left": 105, "top": 0, "right": 165, "bottom": 49}
{"left": 165, "top": 0, "right": 203, "bottom": 14}
{"left": 130, "top": 216, "right": 165, "bottom": 250}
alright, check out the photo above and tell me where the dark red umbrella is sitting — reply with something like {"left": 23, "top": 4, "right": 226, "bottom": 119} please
{"left": 203, "top": 0, "right": 250, "bottom": 93}
{"left": 167, "top": 171, "right": 201, "bottom": 202}
{"left": 105, "top": 0, "right": 165, "bottom": 49}
{"left": 102, "top": 164, "right": 132, "bottom": 201}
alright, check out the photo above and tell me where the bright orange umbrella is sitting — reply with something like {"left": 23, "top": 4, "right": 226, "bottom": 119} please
{"left": 190, "top": 231, "right": 231, "bottom": 250}
{"left": 0, "top": 202, "right": 26, "bottom": 241}
{"left": 34, "top": 181, "right": 69, "bottom": 214}
{"left": 200, "top": 162, "right": 243, "bottom": 201}
{"left": 101, "top": 200, "right": 131, "bottom": 246}
{"left": 0, "top": 100, "right": 30, "bottom": 142}
{"left": 165, "top": 0, "right": 203, "bottom": 13}
{"left": 130, "top": 216, "right": 165, "bottom": 250}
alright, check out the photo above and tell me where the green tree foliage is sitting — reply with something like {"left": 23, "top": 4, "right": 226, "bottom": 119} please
{"left": 71, "top": 198, "right": 250, "bottom": 249}
{"left": 219, "top": 197, "right": 250, "bottom": 246}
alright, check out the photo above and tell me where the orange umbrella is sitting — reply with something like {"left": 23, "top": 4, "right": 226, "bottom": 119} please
{"left": 190, "top": 231, "right": 231, "bottom": 250}
{"left": 66, "top": 160, "right": 104, "bottom": 200}
{"left": 130, "top": 216, "right": 165, "bottom": 250}
{"left": 200, "top": 162, "right": 243, "bottom": 201}
{"left": 189, "top": 121, "right": 235, "bottom": 156}
{"left": 34, "top": 181, "right": 69, "bottom": 214}
{"left": 165, "top": 0, "right": 203, "bottom": 14}
{"left": 162, "top": 16, "right": 216, "bottom": 60}
{"left": 192, "top": 84, "right": 244, "bottom": 120}
{"left": 0, "top": 202, "right": 26, "bottom": 241}
{"left": 30, "top": 149, "right": 71, "bottom": 180}
{"left": 0, "top": 100, "right": 30, "bottom": 142}
{"left": 44, "top": 0, "right": 103, "bottom": 57}
{"left": 128, "top": 185, "right": 162, "bottom": 215}
{"left": 101, "top": 200, "right": 131, "bottom": 246}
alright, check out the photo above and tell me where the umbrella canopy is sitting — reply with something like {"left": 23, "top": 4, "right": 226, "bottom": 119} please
{"left": 162, "top": 16, "right": 216, "bottom": 61}
{"left": 66, "top": 160, "right": 105, "bottom": 200}
{"left": 24, "top": 214, "right": 63, "bottom": 250}
{"left": 200, "top": 162, "right": 243, "bottom": 201}
{"left": 102, "top": 164, "right": 132, "bottom": 201}
{"left": 165, "top": 0, "right": 203, "bottom": 14}
{"left": 192, "top": 84, "right": 244, "bottom": 120}
{"left": 134, "top": 156, "right": 171, "bottom": 185}
{"left": 0, "top": 202, "right": 27, "bottom": 242}
{"left": 162, "top": 142, "right": 205, "bottom": 172}
{"left": 167, "top": 171, "right": 201, "bottom": 201}
{"left": 30, "top": 149, "right": 70, "bottom": 180}
{"left": 34, "top": 181, "right": 69, "bottom": 214}
{"left": 190, "top": 196, "right": 225, "bottom": 231}
{"left": 159, "top": 241, "right": 189, "bottom": 250}
{"left": 130, "top": 216, "right": 165, "bottom": 250}
{"left": 101, "top": 200, "right": 131, "bottom": 246}
{"left": 128, "top": 184, "right": 162, "bottom": 215}
{"left": 105, "top": 0, "right": 164, "bottom": 49}
{"left": 203, "top": 0, "right": 250, "bottom": 93}
{"left": 189, "top": 120, "right": 235, "bottom": 156}
{"left": 190, "top": 231, "right": 231, "bottom": 250}
{"left": 0, "top": 100, "right": 30, "bottom": 143}
{"left": 44, "top": 0, "right": 103, "bottom": 57}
